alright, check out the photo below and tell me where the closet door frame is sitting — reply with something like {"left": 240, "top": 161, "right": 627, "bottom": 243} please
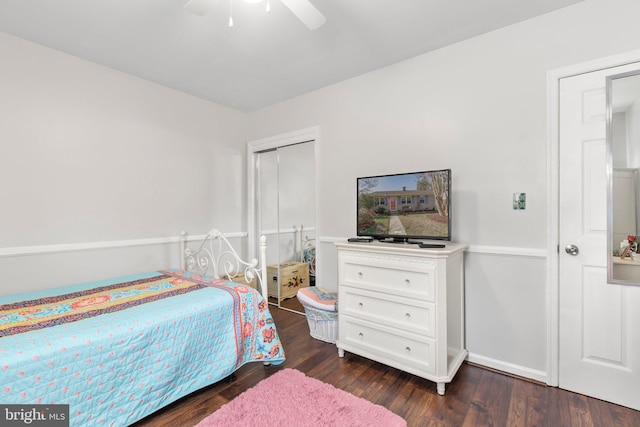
{"left": 247, "top": 126, "right": 320, "bottom": 291}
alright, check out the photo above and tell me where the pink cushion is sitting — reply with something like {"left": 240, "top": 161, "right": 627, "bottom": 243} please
{"left": 297, "top": 287, "right": 337, "bottom": 311}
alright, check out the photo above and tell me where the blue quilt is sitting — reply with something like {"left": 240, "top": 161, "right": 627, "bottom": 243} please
{"left": 0, "top": 270, "right": 285, "bottom": 426}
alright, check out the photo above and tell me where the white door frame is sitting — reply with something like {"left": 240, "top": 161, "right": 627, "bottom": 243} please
{"left": 546, "top": 49, "right": 640, "bottom": 386}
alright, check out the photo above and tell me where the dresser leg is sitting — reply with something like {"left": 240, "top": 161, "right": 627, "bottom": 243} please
{"left": 437, "top": 382, "right": 445, "bottom": 395}
{"left": 338, "top": 347, "right": 344, "bottom": 357}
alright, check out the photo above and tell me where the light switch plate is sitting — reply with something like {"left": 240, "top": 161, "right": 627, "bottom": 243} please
{"left": 513, "top": 193, "right": 526, "bottom": 210}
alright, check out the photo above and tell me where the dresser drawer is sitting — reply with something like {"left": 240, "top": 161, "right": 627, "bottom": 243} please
{"left": 340, "top": 315, "right": 436, "bottom": 376}
{"left": 340, "top": 253, "right": 435, "bottom": 302}
{"left": 340, "top": 286, "right": 435, "bottom": 338}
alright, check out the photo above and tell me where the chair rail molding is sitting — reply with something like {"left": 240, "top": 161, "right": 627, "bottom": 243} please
{"left": 319, "top": 237, "right": 547, "bottom": 259}
{"left": 0, "top": 231, "right": 247, "bottom": 258}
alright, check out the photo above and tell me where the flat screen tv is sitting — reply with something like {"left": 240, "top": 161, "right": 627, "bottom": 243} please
{"left": 357, "top": 169, "right": 451, "bottom": 242}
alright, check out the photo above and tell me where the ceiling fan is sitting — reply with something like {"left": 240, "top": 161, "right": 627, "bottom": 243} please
{"left": 184, "top": 0, "right": 327, "bottom": 31}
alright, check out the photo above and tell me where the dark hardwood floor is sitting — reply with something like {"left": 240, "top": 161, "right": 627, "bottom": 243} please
{"left": 269, "top": 294, "right": 305, "bottom": 313}
{"left": 134, "top": 308, "right": 640, "bottom": 427}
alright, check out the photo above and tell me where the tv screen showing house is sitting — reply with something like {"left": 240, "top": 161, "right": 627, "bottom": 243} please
{"left": 357, "top": 169, "right": 451, "bottom": 241}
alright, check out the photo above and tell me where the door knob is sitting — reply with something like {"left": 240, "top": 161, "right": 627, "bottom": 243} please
{"left": 565, "top": 244, "right": 579, "bottom": 256}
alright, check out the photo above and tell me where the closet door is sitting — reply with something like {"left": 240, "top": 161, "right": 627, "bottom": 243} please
{"left": 256, "top": 140, "right": 316, "bottom": 313}
{"left": 278, "top": 141, "right": 316, "bottom": 272}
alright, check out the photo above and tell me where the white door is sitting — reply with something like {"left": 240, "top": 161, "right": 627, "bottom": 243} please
{"left": 559, "top": 64, "right": 640, "bottom": 410}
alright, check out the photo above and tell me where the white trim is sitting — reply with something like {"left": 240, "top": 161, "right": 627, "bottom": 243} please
{"left": 320, "top": 236, "right": 546, "bottom": 258}
{"left": 546, "top": 66, "right": 561, "bottom": 387}
{"left": 259, "top": 226, "right": 317, "bottom": 236}
{"left": 247, "top": 126, "right": 319, "bottom": 153}
{"left": 466, "top": 245, "right": 547, "bottom": 258}
{"left": 466, "top": 352, "right": 548, "bottom": 384}
{"left": 0, "top": 231, "right": 247, "bottom": 258}
{"left": 546, "top": 48, "right": 640, "bottom": 387}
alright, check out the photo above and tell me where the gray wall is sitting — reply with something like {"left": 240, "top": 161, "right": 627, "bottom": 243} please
{"left": 246, "top": 0, "right": 640, "bottom": 381}
{"left": 0, "top": 32, "right": 248, "bottom": 294}
{"left": 3, "top": 0, "right": 640, "bottom": 384}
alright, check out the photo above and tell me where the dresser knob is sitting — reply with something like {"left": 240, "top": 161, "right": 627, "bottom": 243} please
{"left": 358, "top": 302, "right": 364, "bottom": 308}
{"left": 358, "top": 272, "right": 363, "bottom": 279}
{"left": 358, "top": 332, "right": 364, "bottom": 338}
{"left": 405, "top": 312, "right": 411, "bottom": 319}
{"left": 405, "top": 346, "right": 411, "bottom": 353}
{"left": 404, "top": 279, "right": 410, "bottom": 286}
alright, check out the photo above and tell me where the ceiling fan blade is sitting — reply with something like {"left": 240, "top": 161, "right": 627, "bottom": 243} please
{"left": 184, "top": 0, "right": 213, "bottom": 16}
{"left": 280, "top": 0, "right": 326, "bottom": 30}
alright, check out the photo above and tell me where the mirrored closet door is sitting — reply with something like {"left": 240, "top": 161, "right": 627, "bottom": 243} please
{"left": 254, "top": 139, "right": 316, "bottom": 314}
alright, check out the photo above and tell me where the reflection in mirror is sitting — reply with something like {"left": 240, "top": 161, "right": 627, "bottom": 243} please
{"left": 256, "top": 141, "right": 316, "bottom": 313}
{"left": 607, "top": 70, "right": 640, "bottom": 285}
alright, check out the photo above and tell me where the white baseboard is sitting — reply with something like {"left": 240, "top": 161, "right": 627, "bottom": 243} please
{"left": 466, "top": 352, "right": 548, "bottom": 384}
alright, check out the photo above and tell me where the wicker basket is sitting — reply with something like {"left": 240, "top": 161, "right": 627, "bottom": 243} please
{"left": 300, "top": 301, "right": 338, "bottom": 344}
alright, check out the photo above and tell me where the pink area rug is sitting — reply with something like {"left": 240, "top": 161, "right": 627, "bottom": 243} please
{"left": 195, "top": 368, "right": 407, "bottom": 427}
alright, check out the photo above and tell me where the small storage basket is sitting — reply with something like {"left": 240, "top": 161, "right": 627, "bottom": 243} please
{"left": 297, "top": 287, "right": 338, "bottom": 344}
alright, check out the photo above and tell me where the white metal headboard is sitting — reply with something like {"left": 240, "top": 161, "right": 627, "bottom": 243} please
{"left": 298, "top": 224, "right": 316, "bottom": 277}
{"left": 180, "top": 230, "right": 268, "bottom": 301}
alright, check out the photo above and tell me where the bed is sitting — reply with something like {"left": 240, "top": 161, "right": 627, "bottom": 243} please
{"left": 0, "top": 230, "right": 285, "bottom": 427}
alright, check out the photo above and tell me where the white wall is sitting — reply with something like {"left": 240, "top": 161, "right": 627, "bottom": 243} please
{"left": 246, "top": 0, "right": 640, "bottom": 381}
{"left": 4, "top": 0, "right": 640, "bottom": 384}
{"left": 0, "top": 32, "right": 248, "bottom": 295}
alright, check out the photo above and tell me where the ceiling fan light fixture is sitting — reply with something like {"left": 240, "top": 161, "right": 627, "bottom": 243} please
{"left": 185, "top": 0, "right": 326, "bottom": 30}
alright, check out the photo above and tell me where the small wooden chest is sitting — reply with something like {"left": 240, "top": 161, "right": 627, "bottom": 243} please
{"left": 222, "top": 272, "right": 258, "bottom": 290}
{"left": 267, "top": 261, "right": 310, "bottom": 299}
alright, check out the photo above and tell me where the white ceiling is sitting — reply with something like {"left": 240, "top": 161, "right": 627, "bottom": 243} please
{"left": 0, "top": 0, "right": 583, "bottom": 112}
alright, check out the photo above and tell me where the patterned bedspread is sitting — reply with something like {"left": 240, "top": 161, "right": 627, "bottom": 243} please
{"left": 0, "top": 270, "right": 285, "bottom": 426}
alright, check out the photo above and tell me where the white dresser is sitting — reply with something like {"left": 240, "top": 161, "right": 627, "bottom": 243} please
{"left": 335, "top": 241, "right": 467, "bottom": 395}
